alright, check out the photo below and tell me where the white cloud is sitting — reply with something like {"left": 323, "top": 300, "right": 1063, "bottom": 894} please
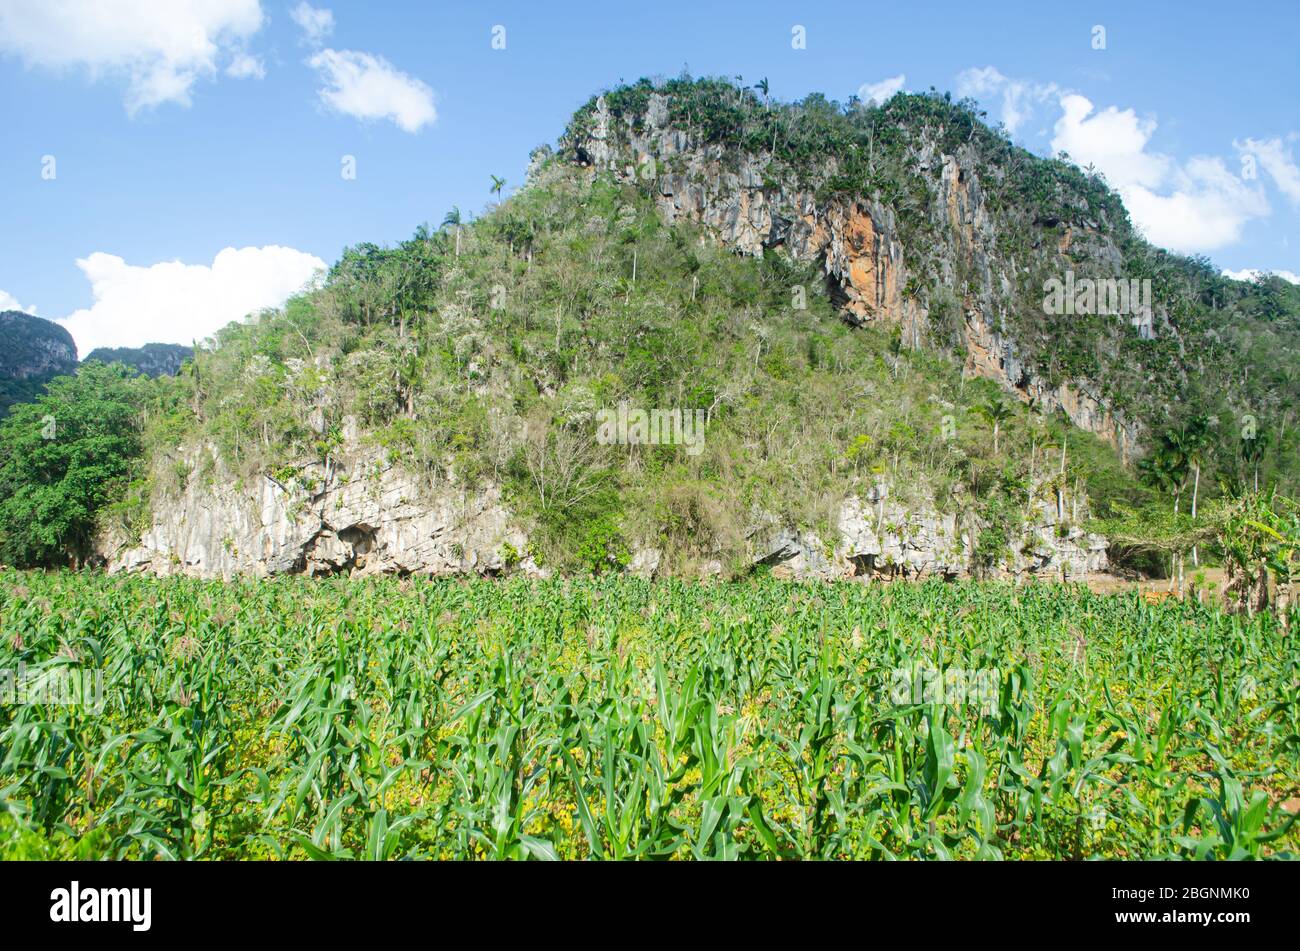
{"left": 959, "top": 67, "right": 1286, "bottom": 254}
{"left": 290, "top": 2, "right": 334, "bottom": 47}
{"left": 1050, "top": 93, "right": 1269, "bottom": 252}
{"left": 0, "top": 289, "right": 35, "bottom": 314}
{"left": 0, "top": 0, "right": 266, "bottom": 113}
{"left": 1234, "top": 136, "right": 1300, "bottom": 207}
{"left": 308, "top": 48, "right": 436, "bottom": 133}
{"left": 225, "top": 51, "right": 265, "bottom": 80}
{"left": 57, "top": 246, "right": 326, "bottom": 357}
{"left": 1223, "top": 267, "right": 1300, "bottom": 284}
{"left": 1051, "top": 94, "right": 1168, "bottom": 188}
{"left": 955, "top": 66, "right": 1058, "bottom": 134}
{"left": 858, "top": 74, "right": 905, "bottom": 107}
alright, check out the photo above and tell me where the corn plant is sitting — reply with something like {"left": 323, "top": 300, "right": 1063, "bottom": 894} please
{"left": 0, "top": 570, "right": 1296, "bottom": 859}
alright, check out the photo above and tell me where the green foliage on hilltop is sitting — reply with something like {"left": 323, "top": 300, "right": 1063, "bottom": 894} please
{"left": 569, "top": 77, "right": 1300, "bottom": 505}
{"left": 569, "top": 76, "right": 1124, "bottom": 226}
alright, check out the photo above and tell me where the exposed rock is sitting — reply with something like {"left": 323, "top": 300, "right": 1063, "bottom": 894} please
{"left": 748, "top": 518, "right": 834, "bottom": 577}
{"left": 749, "top": 489, "right": 1108, "bottom": 581}
{"left": 627, "top": 546, "right": 662, "bottom": 578}
{"left": 563, "top": 94, "right": 1144, "bottom": 456}
{"left": 98, "top": 436, "right": 535, "bottom": 581}
{"left": 102, "top": 459, "right": 1106, "bottom": 581}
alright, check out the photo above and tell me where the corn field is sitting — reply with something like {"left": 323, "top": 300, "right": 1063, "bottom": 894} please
{"left": 1, "top": 570, "right": 1297, "bottom": 860}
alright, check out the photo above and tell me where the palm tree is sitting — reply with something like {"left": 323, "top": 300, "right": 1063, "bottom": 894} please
{"left": 977, "top": 396, "right": 1012, "bottom": 456}
{"left": 489, "top": 175, "right": 506, "bottom": 203}
{"left": 1242, "top": 427, "right": 1271, "bottom": 493}
{"left": 1138, "top": 449, "right": 1181, "bottom": 504}
{"left": 1138, "top": 444, "right": 1189, "bottom": 586}
{"left": 752, "top": 77, "right": 769, "bottom": 104}
{"left": 441, "top": 206, "right": 462, "bottom": 257}
{"left": 1168, "top": 417, "right": 1211, "bottom": 565}
{"left": 1170, "top": 416, "right": 1211, "bottom": 522}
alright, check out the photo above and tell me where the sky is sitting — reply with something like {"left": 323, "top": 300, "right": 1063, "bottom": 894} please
{"left": 0, "top": 0, "right": 1297, "bottom": 356}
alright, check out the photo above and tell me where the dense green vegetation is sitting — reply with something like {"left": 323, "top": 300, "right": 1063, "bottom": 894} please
{"left": 0, "top": 363, "right": 183, "bottom": 567}
{"left": 1, "top": 571, "right": 1295, "bottom": 859}
{"left": 568, "top": 77, "right": 1300, "bottom": 500}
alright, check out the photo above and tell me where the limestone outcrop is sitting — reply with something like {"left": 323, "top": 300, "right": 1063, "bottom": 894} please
{"left": 565, "top": 93, "right": 1144, "bottom": 459}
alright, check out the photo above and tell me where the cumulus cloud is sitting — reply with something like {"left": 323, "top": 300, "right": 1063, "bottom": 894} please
{"left": 1234, "top": 136, "right": 1300, "bottom": 207}
{"left": 0, "top": 0, "right": 266, "bottom": 113}
{"left": 225, "top": 51, "right": 265, "bottom": 80}
{"left": 57, "top": 246, "right": 326, "bottom": 357}
{"left": 858, "top": 74, "right": 905, "bottom": 107}
{"left": 0, "top": 289, "right": 35, "bottom": 314}
{"left": 957, "top": 66, "right": 1289, "bottom": 254}
{"left": 1050, "top": 94, "right": 1169, "bottom": 188}
{"left": 290, "top": 2, "right": 334, "bottom": 47}
{"left": 955, "top": 66, "right": 1058, "bottom": 134}
{"left": 308, "top": 48, "right": 436, "bottom": 133}
{"left": 1223, "top": 267, "right": 1300, "bottom": 285}
{"left": 1050, "top": 93, "right": 1268, "bottom": 252}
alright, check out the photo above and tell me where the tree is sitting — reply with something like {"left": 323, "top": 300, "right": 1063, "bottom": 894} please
{"left": 976, "top": 396, "right": 1012, "bottom": 455}
{"left": 442, "top": 206, "right": 463, "bottom": 257}
{"left": 1138, "top": 448, "right": 1181, "bottom": 505}
{"left": 1170, "top": 416, "right": 1211, "bottom": 564}
{"left": 0, "top": 363, "right": 152, "bottom": 567}
{"left": 489, "top": 175, "right": 506, "bottom": 203}
{"left": 1217, "top": 491, "right": 1299, "bottom": 628}
{"left": 1141, "top": 432, "right": 1190, "bottom": 513}
{"left": 1172, "top": 416, "right": 1211, "bottom": 521}
{"left": 1242, "top": 426, "right": 1271, "bottom": 493}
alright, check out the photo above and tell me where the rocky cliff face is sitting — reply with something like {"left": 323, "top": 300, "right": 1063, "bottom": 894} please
{"left": 99, "top": 425, "right": 534, "bottom": 581}
{"left": 739, "top": 486, "right": 1106, "bottom": 581}
{"left": 99, "top": 418, "right": 1105, "bottom": 581}
{"left": 1, "top": 312, "right": 191, "bottom": 415}
{"left": 564, "top": 94, "right": 1143, "bottom": 460}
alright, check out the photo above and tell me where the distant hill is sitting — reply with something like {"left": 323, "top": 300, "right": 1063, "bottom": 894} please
{"left": 0, "top": 311, "right": 192, "bottom": 415}
{"left": 84, "top": 343, "right": 193, "bottom": 378}
{"left": 0, "top": 310, "right": 78, "bottom": 415}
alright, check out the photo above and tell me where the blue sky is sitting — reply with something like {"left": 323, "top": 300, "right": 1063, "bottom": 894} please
{"left": 1, "top": 0, "right": 1297, "bottom": 355}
